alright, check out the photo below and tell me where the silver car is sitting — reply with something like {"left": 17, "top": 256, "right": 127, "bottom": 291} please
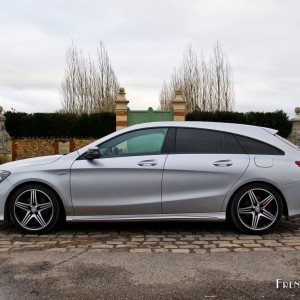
{"left": 0, "top": 121, "right": 299, "bottom": 235}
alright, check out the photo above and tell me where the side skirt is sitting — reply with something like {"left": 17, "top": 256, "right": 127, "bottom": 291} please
{"left": 66, "top": 212, "right": 226, "bottom": 222}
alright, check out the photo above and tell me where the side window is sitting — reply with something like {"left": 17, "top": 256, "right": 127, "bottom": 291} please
{"left": 224, "top": 133, "right": 245, "bottom": 154}
{"left": 175, "top": 129, "right": 245, "bottom": 154}
{"left": 175, "top": 128, "right": 223, "bottom": 153}
{"left": 235, "top": 135, "right": 284, "bottom": 155}
{"left": 98, "top": 128, "right": 168, "bottom": 157}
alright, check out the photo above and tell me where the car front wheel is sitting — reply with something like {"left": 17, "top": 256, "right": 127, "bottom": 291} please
{"left": 230, "top": 183, "right": 283, "bottom": 234}
{"left": 9, "top": 184, "right": 60, "bottom": 234}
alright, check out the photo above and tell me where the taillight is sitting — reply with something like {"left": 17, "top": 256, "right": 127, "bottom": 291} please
{"left": 296, "top": 161, "right": 300, "bottom": 167}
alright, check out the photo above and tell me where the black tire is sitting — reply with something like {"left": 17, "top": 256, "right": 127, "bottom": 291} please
{"left": 229, "top": 183, "right": 283, "bottom": 234}
{"left": 9, "top": 184, "right": 60, "bottom": 234}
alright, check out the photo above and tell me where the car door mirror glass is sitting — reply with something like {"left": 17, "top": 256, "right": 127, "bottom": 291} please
{"left": 85, "top": 147, "right": 101, "bottom": 160}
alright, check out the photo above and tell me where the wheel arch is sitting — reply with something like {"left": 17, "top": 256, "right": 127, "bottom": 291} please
{"left": 4, "top": 181, "right": 66, "bottom": 222}
{"left": 225, "top": 181, "right": 288, "bottom": 220}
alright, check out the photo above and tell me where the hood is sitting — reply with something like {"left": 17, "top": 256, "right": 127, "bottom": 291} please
{"left": 1, "top": 155, "right": 63, "bottom": 170}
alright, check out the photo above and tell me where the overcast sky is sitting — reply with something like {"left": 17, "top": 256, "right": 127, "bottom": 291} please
{"left": 0, "top": 0, "right": 299, "bottom": 117}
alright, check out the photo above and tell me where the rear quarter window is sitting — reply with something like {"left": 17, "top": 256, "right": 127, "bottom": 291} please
{"left": 235, "top": 135, "right": 284, "bottom": 155}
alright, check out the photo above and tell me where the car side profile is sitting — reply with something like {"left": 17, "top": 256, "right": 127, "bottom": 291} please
{"left": 0, "top": 121, "right": 299, "bottom": 235}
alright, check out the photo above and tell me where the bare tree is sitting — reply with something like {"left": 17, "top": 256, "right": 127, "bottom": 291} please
{"left": 61, "top": 41, "right": 119, "bottom": 113}
{"left": 160, "top": 68, "right": 181, "bottom": 110}
{"left": 181, "top": 46, "right": 201, "bottom": 112}
{"left": 160, "top": 42, "right": 235, "bottom": 112}
{"left": 159, "top": 81, "right": 171, "bottom": 110}
{"left": 210, "top": 41, "right": 235, "bottom": 111}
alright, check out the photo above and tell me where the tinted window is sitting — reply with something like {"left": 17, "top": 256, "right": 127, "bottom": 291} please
{"left": 235, "top": 135, "right": 284, "bottom": 155}
{"left": 176, "top": 128, "right": 245, "bottom": 154}
{"left": 99, "top": 128, "right": 168, "bottom": 157}
{"left": 224, "top": 133, "right": 244, "bottom": 154}
{"left": 176, "top": 128, "right": 223, "bottom": 153}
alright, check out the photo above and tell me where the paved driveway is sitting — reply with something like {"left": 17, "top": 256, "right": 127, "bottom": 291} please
{"left": 0, "top": 218, "right": 300, "bottom": 299}
{"left": 0, "top": 217, "right": 299, "bottom": 253}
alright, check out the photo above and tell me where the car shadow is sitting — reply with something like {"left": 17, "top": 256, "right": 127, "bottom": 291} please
{"left": 0, "top": 217, "right": 299, "bottom": 236}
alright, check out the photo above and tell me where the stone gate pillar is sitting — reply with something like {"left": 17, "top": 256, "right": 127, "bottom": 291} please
{"left": 0, "top": 107, "right": 12, "bottom": 163}
{"left": 115, "top": 87, "right": 129, "bottom": 131}
{"left": 288, "top": 107, "right": 300, "bottom": 146}
{"left": 172, "top": 89, "right": 186, "bottom": 121}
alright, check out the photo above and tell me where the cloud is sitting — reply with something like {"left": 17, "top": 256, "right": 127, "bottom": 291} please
{"left": 0, "top": 0, "right": 299, "bottom": 118}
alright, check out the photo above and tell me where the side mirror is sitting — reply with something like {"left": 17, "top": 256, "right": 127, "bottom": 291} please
{"left": 85, "top": 147, "right": 101, "bottom": 160}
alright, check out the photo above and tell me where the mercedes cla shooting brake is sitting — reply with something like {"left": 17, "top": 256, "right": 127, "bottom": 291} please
{"left": 0, "top": 121, "right": 299, "bottom": 235}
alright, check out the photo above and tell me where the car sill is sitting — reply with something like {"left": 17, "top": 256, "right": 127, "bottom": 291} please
{"left": 66, "top": 213, "right": 226, "bottom": 222}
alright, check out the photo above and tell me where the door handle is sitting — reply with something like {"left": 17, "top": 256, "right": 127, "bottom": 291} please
{"left": 138, "top": 160, "right": 157, "bottom": 167}
{"left": 213, "top": 160, "right": 233, "bottom": 167}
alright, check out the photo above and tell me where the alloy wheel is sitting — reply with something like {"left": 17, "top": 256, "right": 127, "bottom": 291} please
{"left": 237, "top": 188, "right": 279, "bottom": 231}
{"left": 230, "top": 184, "right": 283, "bottom": 234}
{"left": 10, "top": 185, "right": 59, "bottom": 233}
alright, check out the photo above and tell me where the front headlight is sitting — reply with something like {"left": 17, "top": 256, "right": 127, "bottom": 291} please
{"left": 0, "top": 171, "right": 10, "bottom": 183}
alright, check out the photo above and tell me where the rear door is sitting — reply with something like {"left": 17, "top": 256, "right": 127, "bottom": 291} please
{"left": 162, "top": 128, "right": 250, "bottom": 213}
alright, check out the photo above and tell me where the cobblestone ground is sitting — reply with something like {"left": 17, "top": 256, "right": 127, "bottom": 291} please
{"left": 0, "top": 217, "right": 300, "bottom": 253}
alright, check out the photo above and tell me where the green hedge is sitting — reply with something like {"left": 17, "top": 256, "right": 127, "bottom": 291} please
{"left": 4, "top": 110, "right": 292, "bottom": 139}
{"left": 186, "top": 110, "right": 292, "bottom": 138}
{"left": 4, "top": 112, "right": 116, "bottom": 138}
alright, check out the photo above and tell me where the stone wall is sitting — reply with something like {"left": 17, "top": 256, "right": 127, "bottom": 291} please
{"left": 11, "top": 139, "right": 95, "bottom": 161}
{"left": 72, "top": 139, "right": 95, "bottom": 150}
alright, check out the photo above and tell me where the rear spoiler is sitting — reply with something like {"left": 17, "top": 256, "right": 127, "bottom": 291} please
{"left": 263, "top": 127, "right": 278, "bottom": 135}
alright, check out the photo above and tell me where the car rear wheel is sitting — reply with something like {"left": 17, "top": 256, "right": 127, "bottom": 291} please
{"left": 230, "top": 183, "right": 283, "bottom": 234}
{"left": 9, "top": 184, "right": 60, "bottom": 234}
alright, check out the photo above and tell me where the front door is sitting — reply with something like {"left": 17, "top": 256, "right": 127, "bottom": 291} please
{"left": 70, "top": 128, "right": 169, "bottom": 216}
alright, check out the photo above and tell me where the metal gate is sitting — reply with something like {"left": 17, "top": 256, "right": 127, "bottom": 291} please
{"left": 127, "top": 107, "right": 173, "bottom": 126}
